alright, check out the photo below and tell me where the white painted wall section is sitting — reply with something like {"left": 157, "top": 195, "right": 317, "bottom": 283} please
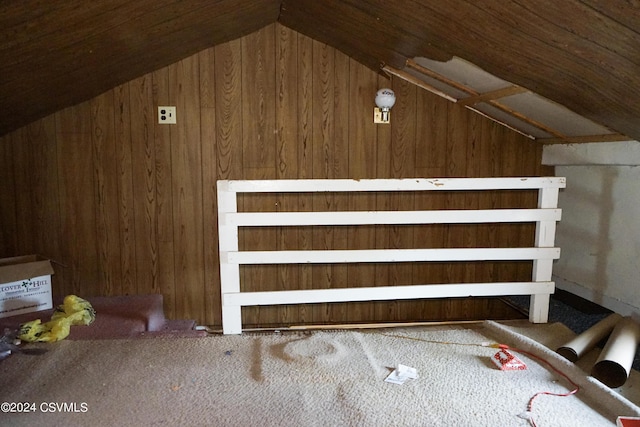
{"left": 543, "top": 141, "right": 640, "bottom": 316}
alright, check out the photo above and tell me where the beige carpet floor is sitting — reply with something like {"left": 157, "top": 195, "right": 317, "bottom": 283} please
{"left": 1, "top": 320, "right": 639, "bottom": 427}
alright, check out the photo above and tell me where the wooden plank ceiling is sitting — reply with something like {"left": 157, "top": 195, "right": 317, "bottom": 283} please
{"left": 2, "top": 0, "right": 639, "bottom": 142}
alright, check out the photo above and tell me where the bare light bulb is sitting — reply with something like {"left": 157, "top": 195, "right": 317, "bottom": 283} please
{"left": 375, "top": 88, "right": 396, "bottom": 123}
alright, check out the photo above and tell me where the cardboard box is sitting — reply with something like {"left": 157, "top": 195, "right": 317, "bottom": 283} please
{"left": 0, "top": 255, "right": 54, "bottom": 319}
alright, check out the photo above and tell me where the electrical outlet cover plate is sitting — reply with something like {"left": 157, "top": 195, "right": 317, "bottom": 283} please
{"left": 158, "top": 106, "right": 176, "bottom": 124}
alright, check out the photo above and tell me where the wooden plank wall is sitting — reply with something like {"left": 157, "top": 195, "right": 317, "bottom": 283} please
{"left": 0, "top": 23, "right": 553, "bottom": 327}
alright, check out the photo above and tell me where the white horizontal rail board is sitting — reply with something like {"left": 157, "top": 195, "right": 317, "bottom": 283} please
{"left": 219, "top": 177, "right": 566, "bottom": 193}
{"left": 222, "top": 208, "right": 561, "bottom": 226}
{"left": 217, "top": 177, "right": 565, "bottom": 333}
{"left": 224, "top": 282, "right": 555, "bottom": 306}
{"left": 224, "top": 247, "right": 560, "bottom": 265}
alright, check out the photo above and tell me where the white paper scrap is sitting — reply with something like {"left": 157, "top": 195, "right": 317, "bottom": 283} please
{"left": 385, "top": 364, "right": 418, "bottom": 385}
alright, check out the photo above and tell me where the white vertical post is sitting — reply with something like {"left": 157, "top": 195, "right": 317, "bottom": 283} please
{"left": 217, "top": 181, "right": 242, "bottom": 334}
{"left": 530, "top": 186, "right": 559, "bottom": 323}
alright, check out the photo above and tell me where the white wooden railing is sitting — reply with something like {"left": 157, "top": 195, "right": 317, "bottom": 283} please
{"left": 217, "top": 177, "right": 566, "bottom": 334}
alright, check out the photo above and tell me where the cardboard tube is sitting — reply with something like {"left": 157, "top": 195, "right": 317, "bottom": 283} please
{"left": 591, "top": 317, "right": 640, "bottom": 388}
{"left": 556, "top": 313, "right": 623, "bottom": 362}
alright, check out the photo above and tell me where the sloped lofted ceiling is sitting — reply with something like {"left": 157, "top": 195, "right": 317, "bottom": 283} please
{"left": 2, "top": 0, "right": 640, "bottom": 142}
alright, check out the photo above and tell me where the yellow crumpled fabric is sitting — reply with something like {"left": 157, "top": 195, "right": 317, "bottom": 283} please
{"left": 18, "top": 295, "right": 96, "bottom": 343}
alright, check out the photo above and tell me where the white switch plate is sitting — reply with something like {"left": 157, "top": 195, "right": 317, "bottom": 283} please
{"left": 158, "top": 106, "right": 176, "bottom": 124}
